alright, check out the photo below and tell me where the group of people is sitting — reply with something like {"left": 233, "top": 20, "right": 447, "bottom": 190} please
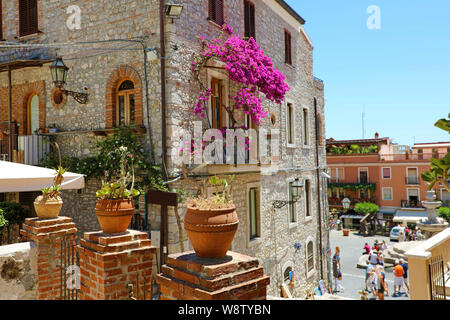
{"left": 364, "top": 240, "right": 389, "bottom": 300}
{"left": 365, "top": 256, "right": 409, "bottom": 299}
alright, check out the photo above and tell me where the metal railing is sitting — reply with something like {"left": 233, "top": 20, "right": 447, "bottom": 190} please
{"left": 406, "top": 177, "right": 420, "bottom": 185}
{"left": 17, "top": 134, "right": 49, "bottom": 165}
{"left": 328, "top": 197, "right": 377, "bottom": 206}
{"left": 401, "top": 200, "right": 423, "bottom": 208}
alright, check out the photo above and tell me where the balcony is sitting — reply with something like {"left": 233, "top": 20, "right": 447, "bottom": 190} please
{"left": 401, "top": 200, "right": 423, "bottom": 209}
{"left": 380, "top": 153, "right": 446, "bottom": 161}
{"left": 406, "top": 177, "right": 420, "bottom": 185}
{"left": 328, "top": 197, "right": 377, "bottom": 207}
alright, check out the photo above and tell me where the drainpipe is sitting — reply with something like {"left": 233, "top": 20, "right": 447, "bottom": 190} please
{"left": 314, "top": 99, "right": 324, "bottom": 280}
{"left": 159, "top": 0, "right": 169, "bottom": 269}
{"left": 8, "top": 66, "right": 12, "bottom": 160}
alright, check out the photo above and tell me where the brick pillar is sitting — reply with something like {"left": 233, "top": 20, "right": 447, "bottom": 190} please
{"left": 156, "top": 251, "right": 270, "bottom": 300}
{"left": 77, "top": 230, "right": 156, "bottom": 300}
{"left": 20, "top": 217, "right": 77, "bottom": 300}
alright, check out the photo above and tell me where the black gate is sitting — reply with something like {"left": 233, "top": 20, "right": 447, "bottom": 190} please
{"left": 58, "top": 236, "right": 80, "bottom": 300}
{"left": 428, "top": 255, "right": 447, "bottom": 300}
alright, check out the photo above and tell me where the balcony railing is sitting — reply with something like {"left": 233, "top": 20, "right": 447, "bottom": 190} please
{"left": 328, "top": 197, "right": 377, "bottom": 206}
{"left": 401, "top": 200, "right": 423, "bottom": 209}
{"left": 380, "top": 153, "right": 446, "bottom": 161}
{"left": 406, "top": 177, "right": 420, "bottom": 185}
{"left": 17, "top": 135, "right": 49, "bottom": 165}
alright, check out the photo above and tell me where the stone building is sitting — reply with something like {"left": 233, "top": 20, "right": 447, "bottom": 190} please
{"left": 0, "top": 0, "right": 329, "bottom": 298}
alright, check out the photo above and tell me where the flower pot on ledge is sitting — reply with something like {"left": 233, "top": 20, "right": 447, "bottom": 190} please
{"left": 184, "top": 205, "right": 239, "bottom": 259}
{"left": 34, "top": 195, "right": 63, "bottom": 219}
{"left": 95, "top": 199, "right": 135, "bottom": 234}
{"left": 343, "top": 229, "right": 350, "bottom": 236}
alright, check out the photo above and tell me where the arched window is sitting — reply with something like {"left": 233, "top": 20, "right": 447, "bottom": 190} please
{"left": 307, "top": 241, "right": 314, "bottom": 272}
{"left": 27, "top": 94, "right": 39, "bottom": 135}
{"left": 284, "top": 266, "right": 293, "bottom": 283}
{"left": 116, "top": 80, "right": 135, "bottom": 126}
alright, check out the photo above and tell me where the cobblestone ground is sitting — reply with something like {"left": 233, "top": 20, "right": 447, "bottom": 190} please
{"left": 329, "top": 229, "right": 411, "bottom": 301}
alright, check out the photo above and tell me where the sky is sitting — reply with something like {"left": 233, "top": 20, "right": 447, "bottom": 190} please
{"left": 286, "top": 0, "right": 450, "bottom": 146}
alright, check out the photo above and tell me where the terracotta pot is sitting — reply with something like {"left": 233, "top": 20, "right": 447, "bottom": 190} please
{"left": 34, "top": 195, "right": 63, "bottom": 219}
{"left": 343, "top": 229, "right": 350, "bottom": 236}
{"left": 95, "top": 199, "right": 135, "bottom": 234}
{"left": 184, "top": 205, "right": 239, "bottom": 259}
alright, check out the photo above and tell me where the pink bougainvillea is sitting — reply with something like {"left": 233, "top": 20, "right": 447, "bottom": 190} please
{"left": 193, "top": 24, "right": 290, "bottom": 127}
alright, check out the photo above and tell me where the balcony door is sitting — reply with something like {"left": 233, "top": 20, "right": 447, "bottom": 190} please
{"left": 116, "top": 80, "right": 135, "bottom": 126}
{"left": 210, "top": 77, "right": 225, "bottom": 129}
{"left": 27, "top": 94, "right": 39, "bottom": 135}
{"left": 407, "top": 189, "right": 420, "bottom": 207}
{"left": 359, "top": 168, "right": 369, "bottom": 184}
{"left": 407, "top": 168, "right": 419, "bottom": 185}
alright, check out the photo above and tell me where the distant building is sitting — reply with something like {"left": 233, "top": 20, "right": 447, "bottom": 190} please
{"left": 326, "top": 134, "right": 449, "bottom": 219}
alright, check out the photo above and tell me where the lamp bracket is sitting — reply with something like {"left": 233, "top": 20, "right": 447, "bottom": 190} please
{"left": 272, "top": 198, "right": 299, "bottom": 209}
{"left": 62, "top": 89, "right": 89, "bottom": 104}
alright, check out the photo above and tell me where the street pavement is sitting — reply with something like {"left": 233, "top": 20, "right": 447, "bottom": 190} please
{"left": 329, "top": 229, "right": 410, "bottom": 301}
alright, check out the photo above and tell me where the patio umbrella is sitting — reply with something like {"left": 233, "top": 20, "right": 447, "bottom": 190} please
{"left": 0, "top": 161, "right": 85, "bottom": 193}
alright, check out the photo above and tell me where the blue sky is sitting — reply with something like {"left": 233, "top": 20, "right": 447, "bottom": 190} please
{"left": 286, "top": 0, "right": 450, "bottom": 146}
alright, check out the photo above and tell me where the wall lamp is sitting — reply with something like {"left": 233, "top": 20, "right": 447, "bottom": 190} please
{"left": 50, "top": 57, "right": 89, "bottom": 104}
{"left": 272, "top": 179, "right": 304, "bottom": 209}
{"left": 165, "top": 4, "right": 184, "bottom": 19}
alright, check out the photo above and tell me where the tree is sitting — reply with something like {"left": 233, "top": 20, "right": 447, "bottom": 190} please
{"left": 354, "top": 202, "right": 379, "bottom": 215}
{"left": 437, "top": 207, "right": 450, "bottom": 223}
{"left": 422, "top": 114, "right": 450, "bottom": 192}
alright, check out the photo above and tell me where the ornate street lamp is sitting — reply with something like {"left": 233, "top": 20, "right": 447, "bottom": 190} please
{"left": 342, "top": 197, "right": 351, "bottom": 212}
{"left": 273, "top": 179, "right": 304, "bottom": 209}
{"left": 50, "top": 57, "right": 89, "bottom": 104}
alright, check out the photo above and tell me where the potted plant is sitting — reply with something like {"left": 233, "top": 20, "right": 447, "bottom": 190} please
{"left": 183, "top": 175, "right": 239, "bottom": 259}
{"left": 34, "top": 165, "right": 66, "bottom": 219}
{"left": 95, "top": 146, "right": 140, "bottom": 234}
{"left": 34, "top": 142, "right": 66, "bottom": 220}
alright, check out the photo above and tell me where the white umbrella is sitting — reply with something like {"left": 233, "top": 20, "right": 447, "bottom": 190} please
{"left": 0, "top": 161, "right": 85, "bottom": 192}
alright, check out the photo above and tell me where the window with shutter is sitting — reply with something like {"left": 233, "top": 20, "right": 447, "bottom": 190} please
{"left": 244, "top": 0, "right": 255, "bottom": 40}
{"left": 208, "top": 0, "right": 224, "bottom": 26}
{"left": 284, "top": 30, "right": 292, "bottom": 65}
{"left": 19, "top": 0, "right": 38, "bottom": 37}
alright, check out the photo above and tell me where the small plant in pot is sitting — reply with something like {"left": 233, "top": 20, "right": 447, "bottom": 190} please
{"left": 34, "top": 143, "right": 66, "bottom": 220}
{"left": 95, "top": 146, "right": 140, "bottom": 235}
{"left": 183, "top": 175, "right": 239, "bottom": 259}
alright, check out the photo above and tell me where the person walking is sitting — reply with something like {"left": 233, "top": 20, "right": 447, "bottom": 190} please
{"left": 393, "top": 259, "right": 405, "bottom": 297}
{"left": 400, "top": 259, "right": 410, "bottom": 296}
{"left": 367, "top": 266, "right": 377, "bottom": 299}
{"left": 376, "top": 265, "right": 388, "bottom": 300}
{"left": 364, "top": 260, "right": 371, "bottom": 291}
{"left": 332, "top": 247, "right": 344, "bottom": 293}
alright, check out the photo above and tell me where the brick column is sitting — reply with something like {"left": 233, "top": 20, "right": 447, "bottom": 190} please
{"left": 77, "top": 230, "right": 156, "bottom": 300}
{"left": 20, "top": 217, "right": 77, "bottom": 300}
{"left": 156, "top": 251, "right": 270, "bottom": 300}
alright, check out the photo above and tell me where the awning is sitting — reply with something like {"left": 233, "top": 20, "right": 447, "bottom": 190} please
{"left": 0, "top": 161, "right": 85, "bottom": 192}
{"left": 393, "top": 210, "right": 428, "bottom": 224}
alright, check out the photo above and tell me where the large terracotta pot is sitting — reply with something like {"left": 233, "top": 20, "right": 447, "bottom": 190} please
{"left": 34, "top": 195, "right": 63, "bottom": 219}
{"left": 184, "top": 205, "right": 239, "bottom": 259}
{"left": 343, "top": 229, "right": 350, "bottom": 236}
{"left": 95, "top": 199, "right": 135, "bottom": 234}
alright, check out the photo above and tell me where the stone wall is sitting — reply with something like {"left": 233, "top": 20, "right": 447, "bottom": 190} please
{"left": 0, "top": 242, "right": 38, "bottom": 300}
{"left": 0, "top": 0, "right": 329, "bottom": 298}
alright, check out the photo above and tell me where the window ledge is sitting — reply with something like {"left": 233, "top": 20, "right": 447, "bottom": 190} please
{"left": 17, "top": 31, "right": 43, "bottom": 40}
{"left": 248, "top": 237, "right": 262, "bottom": 249}
{"left": 305, "top": 216, "right": 313, "bottom": 222}
{"left": 306, "top": 269, "right": 317, "bottom": 280}
{"left": 207, "top": 19, "right": 224, "bottom": 30}
{"left": 285, "top": 63, "right": 295, "bottom": 69}
{"left": 286, "top": 143, "right": 296, "bottom": 149}
{"left": 289, "top": 222, "right": 298, "bottom": 230}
